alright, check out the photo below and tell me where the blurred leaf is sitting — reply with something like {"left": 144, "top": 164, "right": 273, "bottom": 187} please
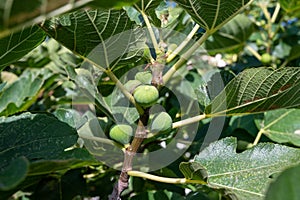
{"left": 273, "top": 40, "right": 291, "bottom": 59}
{"left": 0, "top": 112, "right": 78, "bottom": 170}
{"left": 173, "top": 0, "right": 253, "bottom": 31}
{"left": 265, "top": 164, "right": 300, "bottom": 200}
{"left": 0, "top": 68, "right": 54, "bottom": 116}
{"left": 0, "top": 26, "right": 45, "bottom": 70}
{"left": 279, "top": 0, "right": 300, "bottom": 14}
{"left": 0, "top": 157, "right": 29, "bottom": 191}
{"left": 205, "top": 67, "right": 300, "bottom": 116}
{"left": 205, "top": 14, "right": 255, "bottom": 54}
{"left": 256, "top": 109, "right": 300, "bottom": 146}
{"left": 180, "top": 137, "right": 300, "bottom": 200}
{"left": 287, "top": 44, "right": 300, "bottom": 62}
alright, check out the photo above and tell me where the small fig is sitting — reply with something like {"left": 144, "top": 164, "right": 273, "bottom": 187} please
{"left": 109, "top": 124, "right": 133, "bottom": 145}
{"left": 150, "top": 112, "right": 172, "bottom": 134}
{"left": 124, "top": 80, "right": 142, "bottom": 93}
{"left": 135, "top": 71, "right": 152, "bottom": 84}
{"left": 261, "top": 53, "right": 272, "bottom": 64}
{"left": 133, "top": 85, "right": 159, "bottom": 108}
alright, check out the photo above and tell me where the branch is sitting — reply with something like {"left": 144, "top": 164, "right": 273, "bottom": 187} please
{"left": 172, "top": 114, "right": 206, "bottom": 129}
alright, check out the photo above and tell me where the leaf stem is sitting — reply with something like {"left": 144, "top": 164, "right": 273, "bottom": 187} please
{"left": 163, "top": 30, "right": 211, "bottom": 84}
{"left": 246, "top": 45, "right": 261, "bottom": 61}
{"left": 172, "top": 114, "right": 206, "bottom": 129}
{"left": 271, "top": 3, "right": 281, "bottom": 23}
{"left": 166, "top": 24, "right": 200, "bottom": 63}
{"left": 127, "top": 170, "right": 207, "bottom": 185}
{"left": 252, "top": 129, "right": 264, "bottom": 146}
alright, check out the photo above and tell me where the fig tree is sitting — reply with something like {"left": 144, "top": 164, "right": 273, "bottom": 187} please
{"left": 109, "top": 124, "right": 133, "bottom": 145}
{"left": 133, "top": 85, "right": 159, "bottom": 108}
{"left": 150, "top": 112, "right": 172, "bottom": 134}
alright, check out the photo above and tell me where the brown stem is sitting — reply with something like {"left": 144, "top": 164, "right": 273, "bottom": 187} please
{"left": 109, "top": 108, "right": 150, "bottom": 199}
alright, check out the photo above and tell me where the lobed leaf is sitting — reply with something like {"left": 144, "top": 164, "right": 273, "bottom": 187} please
{"left": 180, "top": 137, "right": 300, "bottom": 200}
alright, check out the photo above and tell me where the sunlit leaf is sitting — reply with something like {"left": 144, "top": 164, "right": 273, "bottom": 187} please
{"left": 180, "top": 137, "right": 300, "bottom": 200}
{"left": 256, "top": 109, "right": 300, "bottom": 146}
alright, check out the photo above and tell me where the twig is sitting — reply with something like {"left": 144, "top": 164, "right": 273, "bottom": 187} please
{"left": 172, "top": 114, "right": 206, "bottom": 129}
{"left": 127, "top": 170, "right": 207, "bottom": 185}
{"left": 166, "top": 24, "right": 200, "bottom": 63}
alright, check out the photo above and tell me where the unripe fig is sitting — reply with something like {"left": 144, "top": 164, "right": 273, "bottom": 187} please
{"left": 261, "top": 53, "right": 272, "bottom": 64}
{"left": 133, "top": 85, "right": 159, "bottom": 108}
{"left": 150, "top": 112, "right": 172, "bottom": 134}
{"left": 135, "top": 71, "right": 152, "bottom": 85}
{"left": 124, "top": 80, "right": 142, "bottom": 93}
{"left": 109, "top": 124, "right": 133, "bottom": 145}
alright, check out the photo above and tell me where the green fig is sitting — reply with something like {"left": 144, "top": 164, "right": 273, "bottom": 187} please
{"left": 133, "top": 85, "right": 159, "bottom": 108}
{"left": 109, "top": 124, "right": 133, "bottom": 145}
{"left": 261, "top": 53, "right": 272, "bottom": 64}
{"left": 124, "top": 80, "right": 142, "bottom": 93}
{"left": 135, "top": 71, "right": 152, "bottom": 84}
{"left": 150, "top": 112, "right": 172, "bottom": 134}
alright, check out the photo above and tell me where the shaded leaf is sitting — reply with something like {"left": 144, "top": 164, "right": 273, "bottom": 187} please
{"left": 256, "top": 109, "right": 300, "bottom": 146}
{"left": 0, "top": 26, "right": 45, "bottom": 71}
{"left": 205, "top": 14, "right": 255, "bottom": 54}
{"left": 287, "top": 44, "right": 300, "bottom": 62}
{"left": 173, "top": 0, "right": 253, "bottom": 31}
{"left": 279, "top": 0, "right": 300, "bottom": 14}
{"left": 205, "top": 67, "right": 300, "bottom": 116}
{"left": 0, "top": 68, "right": 54, "bottom": 116}
{"left": 0, "top": 157, "right": 29, "bottom": 191}
{"left": 0, "top": 112, "right": 78, "bottom": 170}
{"left": 180, "top": 137, "right": 300, "bottom": 200}
{"left": 265, "top": 164, "right": 300, "bottom": 200}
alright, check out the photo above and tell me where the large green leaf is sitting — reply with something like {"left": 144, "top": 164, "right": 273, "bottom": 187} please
{"left": 205, "top": 14, "right": 255, "bottom": 54}
{"left": 40, "top": 9, "right": 141, "bottom": 68}
{"left": 0, "top": 112, "right": 78, "bottom": 170}
{"left": 173, "top": 0, "right": 253, "bottom": 31}
{"left": 205, "top": 67, "right": 300, "bottom": 116}
{"left": 0, "top": 26, "right": 45, "bottom": 71}
{"left": 265, "top": 164, "right": 300, "bottom": 200}
{"left": 180, "top": 137, "right": 300, "bottom": 200}
{"left": 255, "top": 109, "right": 300, "bottom": 146}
